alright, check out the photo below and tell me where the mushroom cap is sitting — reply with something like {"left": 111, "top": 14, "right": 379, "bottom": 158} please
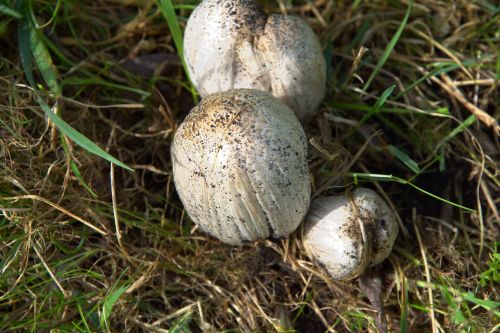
{"left": 183, "top": 0, "right": 326, "bottom": 120}
{"left": 171, "top": 89, "right": 311, "bottom": 245}
{"left": 303, "top": 188, "right": 398, "bottom": 280}
{"left": 354, "top": 188, "right": 399, "bottom": 266}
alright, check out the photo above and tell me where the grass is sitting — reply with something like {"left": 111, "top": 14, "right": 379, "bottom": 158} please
{"left": 0, "top": 0, "right": 499, "bottom": 332}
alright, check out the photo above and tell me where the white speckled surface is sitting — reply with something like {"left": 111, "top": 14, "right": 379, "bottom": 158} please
{"left": 171, "top": 89, "right": 311, "bottom": 245}
{"left": 183, "top": 0, "right": 326, "bottom": 120}
{"left": 303, "top": 188, "right": 399, "bottom": 280}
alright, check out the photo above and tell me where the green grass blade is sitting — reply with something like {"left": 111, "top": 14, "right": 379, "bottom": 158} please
{"left": 29, "top": 24, "right": 62, "bottom": 97}
{"left": 473, "top": 0, "right": 500, "bottom": 13}
{"left": 388, "top": 145, "right": 421, "bottom": 174}
{"left": 331, "top": 101, "right": 450, "bottom": 116}
{"left": 394, "top": 175, "right": 475, "bottom": 212}
{"left": 157, "top": 0, "right": 190, "bottom": 80}
{"left": 37, "top": 0, "right": 62, "bottom": 29}
{"left": 0, "top": 239, "right": 22, "bottom": 274}
{"left": 348, "top": 172, "right": 475, "bottom": 212}
{"left": 347, "top": 19, "right": 371, "bottom": 52}
{"left": 437, "top": 281, "right": 466, "bottom": 324}
{"left": 400, "top": 276, "right": 409, "bottom": 333}
{"left": 496, "top": 48, "right": 500, "bottom": 79}
{"left": 292, "top": 292, "right": 313, "bottom": 324}
{"left": 480, "top": 243, "right": 500, "bottom": 286}
{"left": 173, "top": 4, "right": 196, "bottom": 10}
{"left": 100, "top": 284, "right": 129, "bottom": 329}
{"left": 442, "top": 115, "right": 476, "bottom": 143}
{"left": 17, "top": 4, "right": 34, "bottom": 86}
{"left": 76, "top": 302, "right": 92, "bottom": 333}
{"left": 63, "top": 76, "right": 150, "bottom": 97}
{"left": 417, "top": 281, "right": 500, "bottom": 312}
{"left": 170, "top": 311, "right": 193, "bottom": 333}
{"left": 16, "top": 0, "right": 133, "bottom": 172}
{"left": 21, "top": 0, "right": 60, "bottom": 96}
{"left": 61, "top": 136, "right": 98, "bottom": 198}
{"left": 358, "top": 85, "right": 395, "bottom": 125}
{"left": 363, "top": 0, "right": 413, "bottom": 91}
{"left": 395, "top": 64, "right": 459, "bottom": 99}
{"left": 0, "top": 3, "right": 22, "bottom": 18}
{"left": 462, "top": 292, "right": 500, "bottom": 311}
{"left": 324, "top": 35, "right": 334, "bottom": 82}
{"left": 330, "top": 101, "right": 409, "bottom": 114}
{"left": 69, "top": 161, "right": 98, "bottom": 197}
{"left": 36, "top": 98, "right": 133, "bottom": 171}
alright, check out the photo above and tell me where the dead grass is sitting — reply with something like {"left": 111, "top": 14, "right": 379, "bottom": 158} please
{"left": 0, "top": 0, "right": 499, "bottom": 332}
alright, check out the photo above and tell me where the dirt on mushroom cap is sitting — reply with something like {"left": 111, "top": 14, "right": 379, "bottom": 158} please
{"left": 303, "top": 188, "right": 398, "bottom": 280}
{"left": 171, "top": 89, "right": 311, "bottom": 244}
{"left": 183, "top": 0, "right": 326, "bottom": 119}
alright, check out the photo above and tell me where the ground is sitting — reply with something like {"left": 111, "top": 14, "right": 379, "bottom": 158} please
{"left": 0, "top": 0, "right": 499, "bottom": 332}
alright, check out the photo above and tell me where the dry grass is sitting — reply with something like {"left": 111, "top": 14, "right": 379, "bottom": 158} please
{"left": 0, "top": 0, "right": 499, "bottom": 332}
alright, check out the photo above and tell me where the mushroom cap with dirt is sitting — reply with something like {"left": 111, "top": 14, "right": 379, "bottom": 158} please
{"left": 171, "top": 89, "right": 311, "bottom": 245}
{"left": 303, "top": 188, "right": 399, "bottom": 280}
{"left": 183, "top": 0, "right": 326, "bottom": 120}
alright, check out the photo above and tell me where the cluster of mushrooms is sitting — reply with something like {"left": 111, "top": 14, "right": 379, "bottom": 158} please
{"left": 171, "top": 0, "right": 398, "bottom": 281}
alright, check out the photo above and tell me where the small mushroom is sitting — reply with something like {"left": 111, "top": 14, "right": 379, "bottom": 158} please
{"left": 303, "top": 188, "right": 398, "bottom": 280}
{"left": 171, "top": 89, "right": 311, "bottom": 245}
{"left": 183, "top": 0, "right": 326, "bottom": 120}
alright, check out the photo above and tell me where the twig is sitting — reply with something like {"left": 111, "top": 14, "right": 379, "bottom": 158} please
{"left": 414, "top": 215, "right": 438, "bottom": 333}
{"left": 453, "top": 78, "right": 499, "bottom": 86}
{"left": 60, "top": 96, "right": 144, "bottom": 109}
{"left": 130, "top": 164, "right": 170, "bottom": 176}
{"left": 110, "top": 162, "right": 128, "bottom": 256}
{"left": 310, "top": 299, "right": 338, "bottom": 333}
{"left": 33, "top": 245, "right": 68, "bottom": 298}
{"left": 3, "top": 194, "right": 107, "bottom": 235}
{"left": 409, "top": 28, "right": 473, "bottom": 79}
{"left": 305, "top": 0, "right": 327, "bottom": 27}
{"left": 130, "top": 318, "right": 169, "bottom": 333}
{"left": 431, "top": 74, "right": 499, "bottom": 135}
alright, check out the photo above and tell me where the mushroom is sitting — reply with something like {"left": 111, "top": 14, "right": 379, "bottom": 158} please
{"left": 183, "top": 0, "right": 326, "bottom": 120}
{"left": 171, "top": 89, "right": 311, "bottom": 245}
{"left": 303, "top": 188, "right": 399, "bottom": 280}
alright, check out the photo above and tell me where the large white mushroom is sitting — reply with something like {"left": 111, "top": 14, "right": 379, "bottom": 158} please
{"left": 303, "top": 188, "right": 399, "bottom": 280}
{"left": 171, "top": 89, "right": 311, "bottom": 245}
{"left": 183, "top": 0, "right": 326, "bottom": 120}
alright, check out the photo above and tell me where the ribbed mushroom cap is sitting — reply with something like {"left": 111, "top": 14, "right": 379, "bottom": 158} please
{"left": 171, "top": 89, "right": 311, "bottom": 245}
